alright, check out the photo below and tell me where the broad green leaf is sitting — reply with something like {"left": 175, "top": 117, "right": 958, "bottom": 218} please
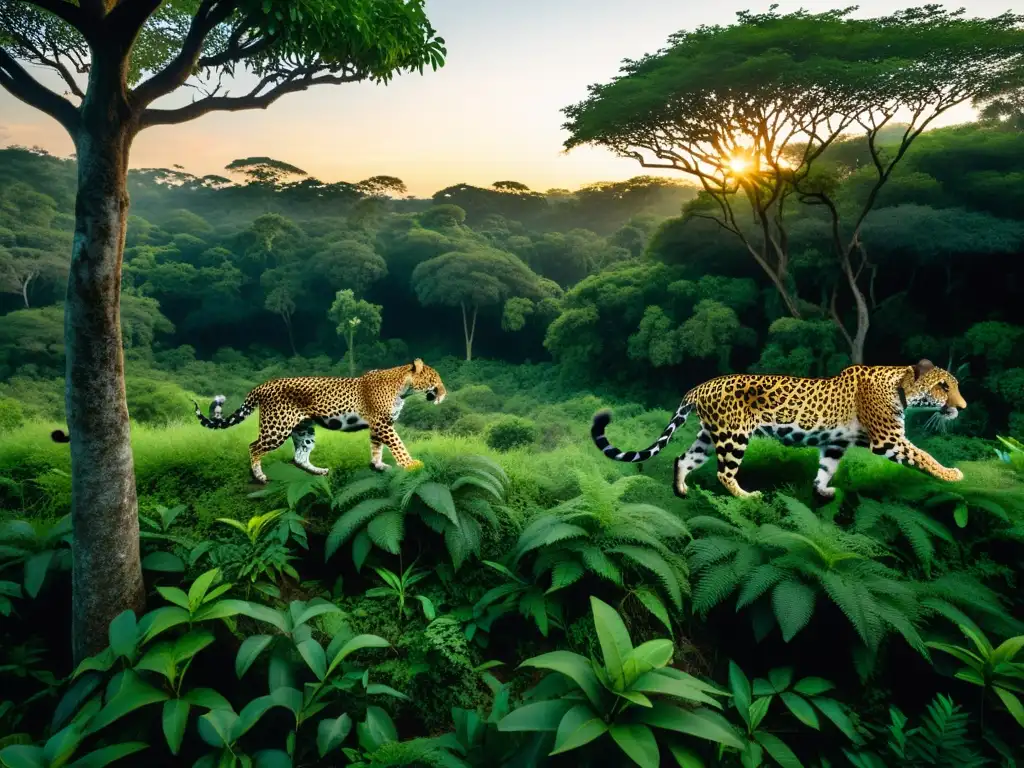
{"left": 753, "top": 731, "right": 804, "bottom": 768}
{"left": 792, "top": 677, "right": 835, "bottom": 696}
{"left": 590, "top": 596, "right": 633, "bottom": 689}
{"left": 749, "top": 696, "right": 772, "bottom": 731}
{"left": 182, "top": 688, "right": 232, "bottom": 711}
{"left": 498, "top": 700, "right": 576, "bottom": 732}
{"left": 953, "top": 502, "right": 969, "bottom": 528}
{"left": 781, "top": 692, "right": 820, "bottom": 730}
{"left": 769, "top": 667, "right": 793, "bottom": 692}
{"left": 924, "top": 642, "right": 985, "bottom": 670}
{"left": 71, "top": 648, "right": 115, "bottom": 681}
{"left": 198, "top": 709, "right": 238, "bottom": 748}
{"left": 667, "top": 741, "right": 707, "bottom": 768}
{"left": 23, "top": 551, "right": 54, "bottom": 598}
{"left": 992, "top": 636, "right": 1024, "bottom": 666}
{"left": 296, "top": 639, "right": 327, "bottom": 681}
{"left": 636, "top": 702, "right": 746, "bottom": 750}
{"left": 233, "top": 695, "right": 279, "bottom": 742}
{"left": 134, "top": 646, "right": 176, "bottom": 683}
{"left": 42, "top": 724, "right": 83, "bottom": 767}
{"left": 631, "top": 670, "right": 723, "bottom": 709}
{"left": 0, "top": 744, "right": 45, "bottom": 768}
{"left": 365, "top": 683, "right": 409, "bottom": 700}
{"left": 187, "top": 569, "right": 221, "bottom": 610}
{"left": 236, "top": 635, "right": 275, "bottom": 679}
{"left": 326, "top": 634, "right": 390, "bottom": 676}
{"left": 155, "top": 587, "right": 190, "bottom": 610}
{"left": 294, "top": 601, "right": 343, "bottom": 628}
{"left": 625, "top": 640, "right": 674, "bottom": 683}
{"left": 137, "top": 606, "right": 190, "bottom": 644}
{"left": 550, "top": 704, "right": 608, "bottom": 755}
{"left": 729, "top": 661, "right": 752, "bottom": 725}
{"left": 415, "top": 482, "right": 459, "bottom": 526}
{"left": 610, "top": 724, "right": 659, "bottom": 768}
{"left": 359, "top": 706, "right": 398, "bottom": 751}
{"left": 141, "top": 552, "right": 185, "bottom": 573}
{"left": 64, "top": 742, "right": 148, "bottom": 767}
{"left": 162, "top": 700, "right": 190, "bottom": 755}
{"left": 633, "top": 586, "right": 673, "bottom": 636}
{"left": 615, "top": 689, "right": 654, "bottom": 708}
{"left": 415, "top": 595, "right": 436, "bottom": 621}
{"left": 173, "top": 629, "right": 215, "bottom": 663}
{"left": 519, "top": 651, "right": 604, "bottom": 709}
{"left": 108, "top": 611, "right": 137, "bottom": 661}
{"left": 812, "top": 697, "right": 862, "bottom": 744}
{"left": 85, "top": 672, "right": 169, "bottom": 735}
{"left": 317, "top": 714, "right": 353, "bottom": 757}
{"left": 219, "top": 601, "right": 287, "bottom": 632}
{"left": 352, "top": 529, "right": 372, "bottom": 572}
{"left": 994, "top": 687, "right": 1024, "bottom": 728}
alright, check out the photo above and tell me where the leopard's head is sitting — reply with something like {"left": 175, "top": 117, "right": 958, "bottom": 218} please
{"left": 409, "top": 358, "right": 447, "bottom": 404}
{"left": 903, "top": 359, "right": 967, "bottom": 420}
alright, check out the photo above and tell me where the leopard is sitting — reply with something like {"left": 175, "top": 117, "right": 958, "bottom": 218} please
{"left": 591, "top": 359, "right": 967, "bottom": 500}
{"left": 52, "top": 359, "right": 447, "bottom": 484}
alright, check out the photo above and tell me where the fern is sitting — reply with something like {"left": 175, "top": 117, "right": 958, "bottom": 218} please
{"left": 853, "top": 498, "right": 954, "bottom": 573}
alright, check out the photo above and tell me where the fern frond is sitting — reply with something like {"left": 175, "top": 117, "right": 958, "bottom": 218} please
{"left": 736, "top": 564, "right": 787, "bottom": 610}
{"left": 771, "top": 577, "right": 816, "bottom": 641}
{"left": 366, "top": 509, "right": 405, "bottom": 555}
{"left": 570, "top": 542, "right": 623, "bottom": 584}
{"left": 326, "top": 498, "right": 394, "bottom": 559}
{"left": 686, "top": 537, "right": 741, "bottom": 572}
{"left": 608, "top": 545, "right": 684, "bottom": 609}
{"left": 820, "top": 571, "right": 878, "bottom": 648}
{"left": 692, "top": 562, "right": 742, "bottom": 616}
{"left": 331, "top": 474, "right": 389, "bottom": 510}
{"left": 445, "top": 523, "right": 471, "bottom": 571}
{"left": 547, "top": 560, "right": 586, "bottom": 593}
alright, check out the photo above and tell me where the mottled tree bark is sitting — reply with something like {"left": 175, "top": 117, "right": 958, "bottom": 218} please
{"left": 66, "top": 52, "right": 144, "bottom": 664}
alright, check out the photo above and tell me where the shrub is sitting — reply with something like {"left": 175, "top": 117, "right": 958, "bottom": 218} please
{"left": 125, "top": 376, "right": 195, "bottom": 425}
{"left": 454, "top": 384, "right": 504, "bottom": 412}
{"left": 485, "top": 416, "right": 538, "bottom": 452}
{"left": 0, "top": 397, "right": 24, "bottom": 433}
{"left": 450, "top": 413, "right": 489, "bottom": 436}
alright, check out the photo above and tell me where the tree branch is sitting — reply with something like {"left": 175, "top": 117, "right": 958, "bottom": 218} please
{"left": 22, "top": 0, "right": 92, "bottom": 35}
{"left": 131, "top": 0, "right": 237, "bottom": 108}
{"left": 106, "top": 0, "right": 164, "bottom": 47}
{"left": 0, "top": 46, "right": 79, "bottom": 135}
{"left": 138, "top": 69, "right": 365, "bottom": 128}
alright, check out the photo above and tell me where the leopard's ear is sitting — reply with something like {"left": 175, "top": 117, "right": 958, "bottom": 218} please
{"left": 411, "top": 358, "right": 424, "bottom": 375}
{"left": 912, "top": 359, "right": 935, "bottom": 380}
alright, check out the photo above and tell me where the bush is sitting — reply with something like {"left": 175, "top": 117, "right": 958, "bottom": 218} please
{"left": 449, "top": 413, "right": 489, "bottom": 436}
{"left": 399, "top": 396, "right": 466, "bottom": 431}
{"left": 485, "top": 415, "right": 538, "bottom": 452}
{"left": 452, "top": 383, "right": 503, "bottom": 412}
{"left": 126, "top": 376, "right": 195, "bottom": 425}
{"left": 0, "top": 397, "right": 24, "bottom": 433}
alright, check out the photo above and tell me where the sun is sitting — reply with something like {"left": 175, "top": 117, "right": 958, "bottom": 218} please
{"left": 726, "top": 154, "right": 751, "bottom": 175}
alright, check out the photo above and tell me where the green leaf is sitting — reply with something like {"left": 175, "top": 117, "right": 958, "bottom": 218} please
{"left": 326, "top": 499, "right": 392, "bottom": 561}
{"left": 23, "top": 551, "right": 54, "bottom": 598}
{"left": 71, "top": 649, "right": 115, "bottom": 681}
{"left": 780, "top": 692, "right": 820, "bottom": 730}
{"left": 498, "top": 700, "right": 576, "bottom": 732}
{"left": 0, "top": 745, "right": 45, "bottom": 768}
{"left": 359, "top": 706, "right": 398, "bottom": 751}
{"left": 753, "top": 731, "right": 804, "bottom": 768}
{"left": 729, "top": 661, "right": 752, "bottom": 725}
{"left": 155, "top": 587, "right": 190, "bottom": 610}
{"left": 631, "top": 670, "right": 723, "bottom": 709}
{"left": 162, "top": 700, "right": 190, "bottom": 755}
{"left": 768, "top": 667, "right": 793, "bottom": 692}
{"left": 994, "top": 686, "right": 1024, "bottom": 728}
{"left": 182, "top": 688, "right": 232, "bottom": 711}
{"left": 953, "top": 502, "right": 969, "bottom": 528}
{"left": 198, "top": 709, "right": 237, "bottom": 748}
{"left": 519, "top": 651, "right": 604, "bottom": 709}
{"left": 187, "top": 569, "right": 220, "bottom": 611}
{"left": 352, "top": 530, "right": 372, "bottom": 572}
{"left": 636, "top": 703, "right": 745, "bottom": 750}
{"left": 326, "top": 634, "right": 390, "bottom": 677}
{"left": 365, "top": 683, "right": 409, "bottom": 700}
{"left": 137, "top": 607, "right": 190, "bottom": 644}
{"left": 85, "top": 672, "right": 169, "bottom": 735}
{"left": 236, "top": 635, "right": 274, "bottom": 679}
{"left": 632, "top": 586, "right": 673, "bottom": 636}
{"left": 296, "top": 639, "right": 327, "bottom": 681}
{"left": 317, "top": 714, "right": 353, "bottom": 757}
{"left": 293, "top": 601, "right": 343, "bottom": 628}
{"left": 666, "top": 741, "right": 706, "bottom": 768}
{"left": 626, "top": 640, "right": 674, "bottom": 682}
{"left": 173, "top": 629, "right": 215, "bottom": 664}
{"left": 141, "top": 552, "right": 185, "bottom": 573}
{"left": 415, "top": 482, "right": 459, "bottom": 526}
{"left": 108, "top": 611, "right": 137, "bottom": 661}
{"left": 65, "top": 742, "right": 148, "bottom": 767}
{"left": 590, "top": 596, "right": 633, "bottom": 690}
{"left": 134, "top": 646, "right": 175, "bottom": 683}
{"left": 550, "top": 704, "right": 608, "bottom": 755}
{"left": 748, "top": 696, "right": 772, "bottom": 731}
{"left": 791, "top": 677, "right": 834, "bottom": 696}
{"left": 415, "top": 595, "right": 436, "bottom": 621}
{"left": 42, "top": 724, "right": 83, "bottom": 767}
{"left": 609, "top": 724, "right": 659, "bottom": 768}
{"left": 219, "top": 600, "right": 287, "bottom": 632}
{"left": 812, "top": 697, "right": 861, "bottom": 744}
{"left": 615, "top": 689, "right": 654, "bottom": 708}
{"left": 772, "top": 579, "right": 816, "bottom": 642}
{"left": 991, "top": 635, "right": 1024, "bottom": 666}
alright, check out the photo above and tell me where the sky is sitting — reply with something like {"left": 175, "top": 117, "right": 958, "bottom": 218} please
{"left": 0, "top": 0, "right": 1012, "bottom": 197}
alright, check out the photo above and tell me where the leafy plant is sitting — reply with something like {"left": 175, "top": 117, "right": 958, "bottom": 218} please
{"left": 197, "top": 510, "right": 304, "bottom": 597}
{"left": 852, "top": 498, "right": 954, "bottom": 575}
{"left": 138, "top": 504, "right": 195, "bottom": 574}
{"left": 497, "top": 595, "right": 740, "bottom": 766}
{"left": 723, "top": 662, "right": 861, "bottom": 766}
{"left": 0, "top": 515, "right": 72, "bottom": 598}
{"left": 327, "top": 455, "right": 507, "bottom": 571}
{"left": 927, "top": 624, "right": 1024, "bottom": 729}
{"left": 845, "top": 694, "right": 988, "bottom": 767}
{"left": 365, "top": 561, "right": 430, "bottom": 621}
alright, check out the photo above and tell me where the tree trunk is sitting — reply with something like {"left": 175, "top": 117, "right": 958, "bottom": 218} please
{"left": 347, "top": 329, "right": 356, "bottom": 376}
{"left": 66, "top": 64, "right": 145, "bottom": 664}
{"left": 283, "top": 312, "right": 297, "bottom": 357}
{"left": 839, "top": 251, "right": 869, "bottom": 365}
{"left": 22, "top": 273, "right": 33, "bottom": 308}
{"left": 461, "top": 302, "right": 476, "bottom": 362}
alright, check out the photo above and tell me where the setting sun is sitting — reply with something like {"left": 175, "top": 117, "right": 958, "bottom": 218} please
{"left": 727, "top": 154, "right": 751, "bottom": 175}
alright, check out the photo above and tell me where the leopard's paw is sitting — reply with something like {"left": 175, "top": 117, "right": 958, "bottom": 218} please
{"left": 946, "top": 467, "right": 964, "bottom": 482}
{"left": 404, "top": 460, "right": 425, "bottom": 471}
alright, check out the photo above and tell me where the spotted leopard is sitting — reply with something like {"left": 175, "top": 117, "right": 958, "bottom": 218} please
{"left": 191, "top": 358, "right": 447, "bottom": 483}
{"left": 591, "top": 359, "right": 967, "bottom": 499}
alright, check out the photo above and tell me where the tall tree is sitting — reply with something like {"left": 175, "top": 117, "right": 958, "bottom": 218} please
{"left": 0, "top": 245, "right": 67, "bottom": 306}
{"left": 329, "top": 288, "right": 382, "bottom": 375}
{"left": 0, "top": 0, "right": 444, "bottom": 662}
{"left": 412, "top": 248, "right": 557, "bottom": 361}
{"left": 561, "top": 6, "right": 1024, "bottom": 361}
{"left": 225, "top": 156, "right": 307, "bottom": 187}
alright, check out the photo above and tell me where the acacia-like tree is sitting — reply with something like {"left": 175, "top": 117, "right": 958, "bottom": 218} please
{"left": 225, "top": 156, "right": 307, "bottom": 186}
{"left": 412, "top": 248, "right": 557, "bottom": 361}
{"left": 0, "top": 0, "right": 444, "bottom": 661}
{"left": 562, "top": 6, "right": 1024, "bottom": 362}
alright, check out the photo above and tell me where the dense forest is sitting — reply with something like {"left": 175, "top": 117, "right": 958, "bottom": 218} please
{"left": 2, "top": 3, "right": 1024, "bottom": 768}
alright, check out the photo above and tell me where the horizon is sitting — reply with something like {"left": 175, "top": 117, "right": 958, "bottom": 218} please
{"left": 0, "top": 0, "right": 1006, "bottom": 197}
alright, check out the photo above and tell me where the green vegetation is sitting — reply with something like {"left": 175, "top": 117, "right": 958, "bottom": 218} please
{"left": 1, "top": 2, "right": 1023, "bottom": 767}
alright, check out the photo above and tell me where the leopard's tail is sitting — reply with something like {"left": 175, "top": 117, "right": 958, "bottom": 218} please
{"left": 592, "top": 400, "right": 694, "bottom": 463}
{"left": 193, "top": 388, "right": 259, "bottom": 430}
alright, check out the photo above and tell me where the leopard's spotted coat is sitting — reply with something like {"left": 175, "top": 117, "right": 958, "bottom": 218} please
{"left": 591, "top": 359, "right": 967, "bottom": 499}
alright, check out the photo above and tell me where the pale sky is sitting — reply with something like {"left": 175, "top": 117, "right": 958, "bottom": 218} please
{"left": 0, "top": 0, "right": 1012, "bottom": 197}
